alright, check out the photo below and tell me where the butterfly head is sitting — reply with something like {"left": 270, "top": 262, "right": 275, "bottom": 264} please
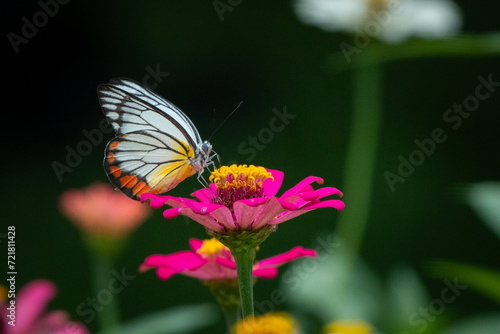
{"left": 191, "top": 140, "right": 213, "bottom": 171}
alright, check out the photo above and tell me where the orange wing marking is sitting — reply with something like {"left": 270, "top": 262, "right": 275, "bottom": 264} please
{"left": 120, "top": 175, "right": 138, "bottom": 188}
{"left": 133, "top": 182, "right": 150, "bottom": 197}
{"left": 110, "top": 166, "right": 121, "bottom": 177}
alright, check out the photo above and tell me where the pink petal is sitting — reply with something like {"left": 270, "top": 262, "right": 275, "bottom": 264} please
{"left": 141, "top": 252, "right": 207, "bottom": 281}
{"left": 141, "top": 193, "right": 167, "bottom": 208}
{"left": 16, "top": 280, "right": 57, "bottom": 332}
{"left": 215, "top": 257, "right": 237, "bottom": 270}
{"left": 279, "top": 192, "right": 318, "bottom": 210}
{"left": 276, "top": 197, "right": 301, "bottom": 211}
{"left": 271, "top": 210, "right": 307, "bottom": 225}
{"left": 183, "top": 262, "right": 237, "bottom": 280}
{"left": 39, "top": 310, "right": 69, "bottom": 325}
{"left": 138, "top": 264, "right": 152, "bottom": 273}
{"left": 60, "top": 183, "right": 149, "bottom": 238}
{"left": 280, "top": 176, "right": 324, "bottom": 199}
{"left": 205, "top": 206, "right": 239, "bottom": 230}
{"left": 314, "top": 187, "right": 343, "bottom": 199}
{"left": 262, "top": 169, "right": 284, "bottom": 197}
{"left": 165, "top": 197, "right": 200, "bottom": 209}
{"left": 163, "top": 207, "right": 182, "bottom": 219}
{"left": 156, "top": 267, "right": 179, "bottom": 280}
{"left": 233, "top": 197, "right": 286, "bottom": 230}
{"left": 162, "top": 205, "right": 228, "bottom": 233}
{"left": 37, "top": 311, "right": 89, "bottom": 334}
{"left": 142, "top": 251, "right": 206, "bottom": 271}
{"left": 303, "top": 199, "right": 345, "bottom": 211}
{"left": 53, "top": 322, "right": 89, "bottom": 334}
{"left": 150, "top": 198, "right": 168, "bottom": 209}
{"left": 297, "top": 190, "right": 320, "bottom": 202}
{"left": 253, "top": 267, "right": 278, "bottom": 279}
{"left": 191, "top": 185, "right": 217, "bottom": 201}
{"left": 279, "top": 187, "right": 343, "bottom": 211}
{"left": 256, "top": 247, "right": 316, "bottom": 267}
{"left": 189, "top": 238, "right": 204, "bottom": 252}
{"left": 38, "top": 311, "right": 69, "bottom": 332}
{"left": 237, "top": 197, "right": 270, "bottom": 207}
{"left": 183, "top": 201, "right": 222, "bottom": 215}
{"left": 178, "top": 208, "right": 227, "bottom": 233}
{"left": 232, "top": 201, "right": 263, "bottom": 230}
{"left": 271, "top": 199, "right": 345, "bottom": 225}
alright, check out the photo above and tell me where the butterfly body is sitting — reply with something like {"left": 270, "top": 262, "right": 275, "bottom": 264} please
{"left": 98, "top": 78, "right": 214, "bottom": 200}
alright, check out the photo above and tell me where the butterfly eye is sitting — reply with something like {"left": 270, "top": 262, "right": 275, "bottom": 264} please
{"left": 201, "top": 141, "right": 212, "bottom": 154}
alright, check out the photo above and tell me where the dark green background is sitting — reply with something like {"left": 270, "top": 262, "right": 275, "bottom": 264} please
{"left": 3, "top": 1, "right": 500, "bottom": 333}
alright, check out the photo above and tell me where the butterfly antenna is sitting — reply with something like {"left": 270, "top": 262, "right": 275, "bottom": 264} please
{"left": 208, "top": 101, "right": 243, "bottom": 141}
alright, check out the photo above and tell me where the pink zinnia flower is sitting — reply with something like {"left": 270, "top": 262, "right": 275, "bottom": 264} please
{"left": 1, "top": 280, "right": 88, "bottom": 334}
{"left": 139, "top": 238, "right": 316, "bottom": 281}
{"left": 59, "top": 182, "right": 150, "bottom": 238}
{"left": 141, "top": 165, "right": 344, "bottom": 236}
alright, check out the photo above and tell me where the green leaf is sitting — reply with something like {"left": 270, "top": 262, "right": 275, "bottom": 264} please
{"left": 381, "top": 265, "right": 430, "bottom": 333}
{"left": 283, "top": 245, "right": 382, "bottom": 323}
{"left": 427, "top": 261, "right": 500, "bottom": 305}
{"left": 464, "top": 181, "right": 500, "bottom": 241}
{"left": 98, "top": 304, "right": 219, "bottom": 334}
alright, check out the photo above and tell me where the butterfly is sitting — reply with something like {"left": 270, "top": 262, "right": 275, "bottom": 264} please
{"left": 98, "top": 78, "right": 216, "bottom": 200}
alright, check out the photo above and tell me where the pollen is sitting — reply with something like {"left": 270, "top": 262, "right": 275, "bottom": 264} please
{"left": 196, "top": 238, "right": 227, "bottom": 257}
{"left": 210, "top": 164, "right": 272, "bottom": 185}
{"left": 210, "top": 165, "right": 273, "bottom": 209}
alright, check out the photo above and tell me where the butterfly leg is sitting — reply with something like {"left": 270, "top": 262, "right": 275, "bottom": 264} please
{"left": 197, "top": 170, "right": 219, "bottom": 202}
{"left": 197, "top": 170, "right": 210, "bottom": 188}
{"left": 205, "top": 151, "right": 220, "bottom": 173}
{"left": 211, "top": 151, "right": 221, "bottom": 166}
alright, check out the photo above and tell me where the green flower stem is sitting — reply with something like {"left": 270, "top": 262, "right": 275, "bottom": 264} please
{"left": 210, "top": 228, "right": 274, "bottom": 319}
{"left": 335, "top": 62, "right": 383, "bottom": 258}
{"left": 83, "top": 234, "right": 125, "bottom": 331}
{"left": 91, "top": 254, "right": 120, "bottom": 331}
{"left": 232, "top": 248, "right": 256, "bottom": 318}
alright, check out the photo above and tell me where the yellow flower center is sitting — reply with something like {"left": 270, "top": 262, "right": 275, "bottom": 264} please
{"left": 196, "top": 238, "right": 227, "bottom": 257}
{"left": 323, "top": 320, "right": 373, "bottom": 334}
{"left": 196, "top": 238, "right": 259, "bottom": 258}
{"left": 210, "top": 165, "right": 273, "bottom": 209}
{"left": 233, "top": 313, "right": 296, "bottom": 334}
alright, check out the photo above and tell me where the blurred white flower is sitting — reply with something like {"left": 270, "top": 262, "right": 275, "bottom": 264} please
{"left": 294, "top": 0, "right": 462, "bottom": 43}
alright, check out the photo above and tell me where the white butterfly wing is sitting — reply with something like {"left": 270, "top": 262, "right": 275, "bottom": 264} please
{"left": 98, "top": 78, "right": 206, "bottom": 200}
{"left": 98, "top": 78, "right": 202, "bottom": 148}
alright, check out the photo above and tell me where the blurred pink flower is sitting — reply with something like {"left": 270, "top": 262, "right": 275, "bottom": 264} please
{"left": 59, "top": 182, "right": 150, "bottom": 238}
{"left": 140, "top": 238, "right": 316, "bottom": 281}
{"left": 1, "top": 280, "right": 88, "bottom": 334}
{"left": 141, "top": 165, "right": 344, "bottom": 234}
